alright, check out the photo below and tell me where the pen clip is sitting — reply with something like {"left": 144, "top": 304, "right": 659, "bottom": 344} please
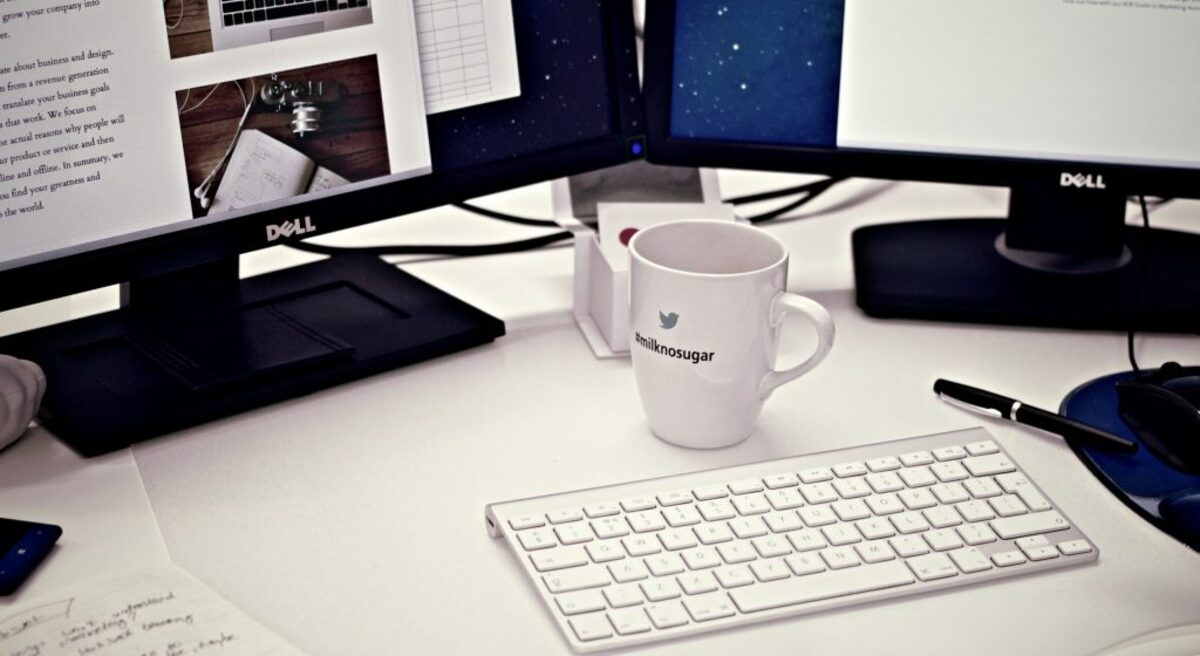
{"left": 938, "top": 392, "right": 1004, "bottom": 419}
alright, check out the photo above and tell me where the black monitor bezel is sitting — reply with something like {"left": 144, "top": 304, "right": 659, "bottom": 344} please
{"left": 642, "top": 0, "right": 1199, "bottom": 202}
{"left": 0, "top": 0, "right": 644, "bottom": 313}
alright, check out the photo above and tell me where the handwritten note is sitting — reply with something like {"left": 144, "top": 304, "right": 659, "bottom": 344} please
{"left": 0, "top": 566, "right": 305, "bottom": 656}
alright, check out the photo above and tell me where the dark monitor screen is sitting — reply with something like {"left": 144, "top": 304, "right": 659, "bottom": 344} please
{"left": 0, "top": 0, "right": 643, "bottom": 455}
{"left": 644, "top": 0, "right": 1200, "bottom": 332}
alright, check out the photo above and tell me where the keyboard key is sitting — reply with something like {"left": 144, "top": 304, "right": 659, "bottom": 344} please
{"left": 897, "top": 488, "right": 937, "bottom": 510}
{"left": 586, "top": 541, "right": 625, "bottom": 563}
{"left": 731, "top": 561, "right": 915, "bottom": 612}
{"left": 800, "top": 483, "right": 838, "bottom": 504}
{"left": 715, "top": 565, "right": 755, "bottom": 588}
{"left": 889, "top": 535, "right": 930, "bottom": 558}
{"left": 907, "top": 552, "right": 958, "bottom": 581}
{"left": 677, "top": 571, "right": 719, "bottom": 595}
{"left": 784, "top": 552, "right": 826, "bottom": 575}
{"left": 956, "top": 523, "right": 997, "bottom": 546}
{"left": 621, "top": 497, "right": 656, "bottom": 512}
{"left": 832, "top": 461, "right": 868, "bottom": 478}
{"left": 831, "top": 499, "right": 871, "bottom": 522}
{"left": 821, "top": 524, "right": 862, "bottom": 546}
{"left": 931, "top": 482, "right": 969, "bottom": 505}
{"left": 866, "top": 456, "right": 901, "bottom": 472}
{"left": 658, "top": 529, "right": 698, "bottom": 551}
{"left": 798, "top": 505, "right": 837, "bottom": 527}
{"left": 798, "top": 467, "right": 833, "bottom": 483}
{"left": 509, "top": 515, "right": 544, "bottom": 530}
{"left": 640, "top": 578, "right": 682, "bottom": 602}
{"left": 955, "top": 500, "right": 996, "bottom": 523}
{"left": 832, "top": 477, "right": 872, "bottom": 499}
{"left": 646, "top": 553, "right": 686, "bottom": 577}
{"left": 989, "top": 494, "right": 1028, "bottom": 518}
{"left": 584, "top": 502, "right": 620, "bottom": 518}
{"left": 628, "top": 510, "right": 667, "bottom": 533}
{"left": 856, "top": 518, "right": 896, "bottom": 540}
{"left": 865, "top": 494, "right": 903, "bottom": 515}
{"left": 764, "top": 511, "right": 805, "bottom": 533}
{"left": 547, "top": 508, "right": 583, "bottom": 524}
{"left": 658, "top": 490, "right": 692, "bottom": 507}
{"left": 751, "top": 558, "right": 791, "bottom": 581}
{"left": 990, "top": 511, "right": 1069, "bottom": 539}
{"left": 991, "top": 550, "right": 1027, "bottom": 567}
{"left": 890, "top": 511, "right": 931, "bottom": 535}
{"left": 603, "top": 584, "right": 644, "bottom": 608}
{"left": 962, "top": 453, "right": 1016, "bottom": 477}
{"left": 692, "top": 485, "right": 729, "bottom": 501}
{"left": 923, "top": 507, "right": 962, "bottom": 529}
{"left": 764, "top": 487, "right": 806, "bottom": 510}
{"left": 729, "top": 479, "right": 764, "bottom": 494}
{"left": 899, "top": 451, "right": 934, "bottom": 466}
{"left": 609, "top": 559, "right": 649, "bottom": 583}
{"left": 965, "top": 440, "right": 1000, "bottom": 456}
{"left": 622, "top": 535, "right": 661, "bottom": 557}
{"left": 569, "top": 614, "right": 614, "bottom": 641}
{"left": 555, "top": 523, "right": 593, "bottom": 545}
{"left": 608, "top": 607, "right": 652, "bottom": 635}
{"left": 753, "top": 535, "right": 793, "bottom": 558}
{"left": 949, "top": 547, "right": 993, "bottom": 574}
{"left": 591, "top": 516, "right": 630, "bottom": 539}
{"left": 855, "top": 540, "right": 896, "bottom": 564}
{"left": 764, "top": 472, "right": 800, "bottom": 488}
{"left": 732, "top": 494, "right": 771, "bottom": 516}
{"left": 1058, "top": 539, "right": 1094, "bottom": 556}
{"left": 556, "top": 589, "right": 606, "bottom": 615}
{"left": 729, "top": 517, "right": 769, "bottom": 539}
{"left": 544, "top": 567, "right": 611, "bottom": 593}
{"left": 663, "top": 505, "right": 702, "bottom": 528}
{"left": 681, "top": 547, "right": 721, "bottom": 570}
{"left": 644, "top": 601, "right": 689, "bottom": 629}
{"left": 820, "top": 546, "right": 862, "bottom": 569}
{"left": 682, "top": 592, "right": 737, "bottom": 622}
{"left": 964, "top": 477, "right": 1002, "bottom": 499}
{"left": 932, "top": 445, "right": 967, "bottom": 461}
{"left": 532, "top": 546, "right": 589, "bottom": 572}
{"left": 898, "top": 466, "right": 937, "bottom": 488}
{"left": 865, "top": 471, "right": 904, "bottom": 494}
{"left": 716, "top": 542, "right": 757, "bottom": 564}
{"left": 923, "top": 529, "right": 964, "bottom": 552}
{"left": 694, "top": 523, "right": 735, "bottom": 545}
{"left": 697, "top": 499, "right": 737, "bottom": 522}
{"left": 787, "top": 528, "right": 828, "bottom": 553}
{"left": 930, "top": 461, "right": 969, "bottom": 482}
{"left": 518, "top": 528, "right": 556, "bottom": 551}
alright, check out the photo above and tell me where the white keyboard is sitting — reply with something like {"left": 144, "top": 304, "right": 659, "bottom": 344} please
{"left": 485, "top": 428, "right": 1098, "bottom": 652}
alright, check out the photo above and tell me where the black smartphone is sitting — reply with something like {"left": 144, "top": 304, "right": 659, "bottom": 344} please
{"left": 0, "top": 518, "right": 62, "bottom": 596}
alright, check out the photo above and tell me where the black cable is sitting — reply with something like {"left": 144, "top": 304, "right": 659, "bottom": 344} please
{"left": 289, "top": 230, "right": 571, "bottom": 258}
{"left": 452, "top": 201, "right": 561, "bottom": 228}
{"left": 725, "top": 177, "right": 848, "bottom": 206}
{"left": 1127, "top": 195, "right": 1152, "bottom": 374}
{"left": 744, "top": 177, "right": 846, "bottom": 224}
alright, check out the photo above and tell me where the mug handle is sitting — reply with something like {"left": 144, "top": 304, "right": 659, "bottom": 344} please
{"left": 758, "top": 292, "right": 835, "bottom": 400}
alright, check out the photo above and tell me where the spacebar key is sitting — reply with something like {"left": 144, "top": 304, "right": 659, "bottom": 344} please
{"left": 730, "top": 561, "right": 915, "bottom": 613}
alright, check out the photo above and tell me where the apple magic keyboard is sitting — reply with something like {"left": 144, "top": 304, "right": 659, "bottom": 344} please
{"left": 485, "top": 427, "right": 1097, "bottom": 652}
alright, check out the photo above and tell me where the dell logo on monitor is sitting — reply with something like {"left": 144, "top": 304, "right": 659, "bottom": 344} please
{"left": 265, "top": 216, "right": 317, "bottom": 241}
{"left": 1059, "top": 172, "right": 1107, "bottom": 190}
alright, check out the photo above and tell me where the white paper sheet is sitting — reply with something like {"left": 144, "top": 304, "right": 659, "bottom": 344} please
{"left": 0, "top": 566, "right": 305, "bottom": 656}
{"left": 415, "top": 0, "right": 521, "bottom": 113}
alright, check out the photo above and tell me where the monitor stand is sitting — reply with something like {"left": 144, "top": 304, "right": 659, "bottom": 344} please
{"left": 852, "top": 183, "right": 1200, "bottom": 332}
{"left": 0, "top": 254, "right": 504, "bottom": 456}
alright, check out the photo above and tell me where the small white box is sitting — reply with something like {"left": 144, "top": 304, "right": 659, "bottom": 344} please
{"left": 558, "top": 202, "right": 737, "bottom": 358}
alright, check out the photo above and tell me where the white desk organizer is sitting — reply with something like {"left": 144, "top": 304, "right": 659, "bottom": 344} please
{"left": 555, "top": 202, "right": 737, "bottom": 358}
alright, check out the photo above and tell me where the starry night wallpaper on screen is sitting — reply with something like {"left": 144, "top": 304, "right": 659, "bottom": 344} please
{"left": 670, "top": 1, "right": 846, "bottom": 148}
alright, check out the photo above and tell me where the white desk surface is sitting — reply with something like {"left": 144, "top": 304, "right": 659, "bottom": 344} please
{"left": 2, "top": 173, "right": 1198, "bottom": 655}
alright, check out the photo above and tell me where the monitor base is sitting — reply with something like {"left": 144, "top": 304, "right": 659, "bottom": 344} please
{"left": 0, "top": 254, "right": 504, "bottom": 456}
{"left": 853, "top": 219, "right": 1200, "bottom": 332}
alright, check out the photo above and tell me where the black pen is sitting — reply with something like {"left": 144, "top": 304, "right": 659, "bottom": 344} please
{"left": 934, "top": 379, "right": 1138, "bottom": 454}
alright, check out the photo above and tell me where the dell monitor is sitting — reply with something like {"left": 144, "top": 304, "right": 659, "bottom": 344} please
{"left": 0, "top": 0, "right": 644, "bottom": 455}
{"left": 643, "top": 0, "right": 1200, "bottom": 332}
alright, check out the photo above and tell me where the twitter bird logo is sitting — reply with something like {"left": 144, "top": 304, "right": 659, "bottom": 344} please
{"left": 659, "top": 311, "right": 679, "bottom": 330}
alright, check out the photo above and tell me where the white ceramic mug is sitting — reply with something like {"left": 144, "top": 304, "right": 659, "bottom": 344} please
{"left": 628, "top": 220, "right": 834, "bottom": 448}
